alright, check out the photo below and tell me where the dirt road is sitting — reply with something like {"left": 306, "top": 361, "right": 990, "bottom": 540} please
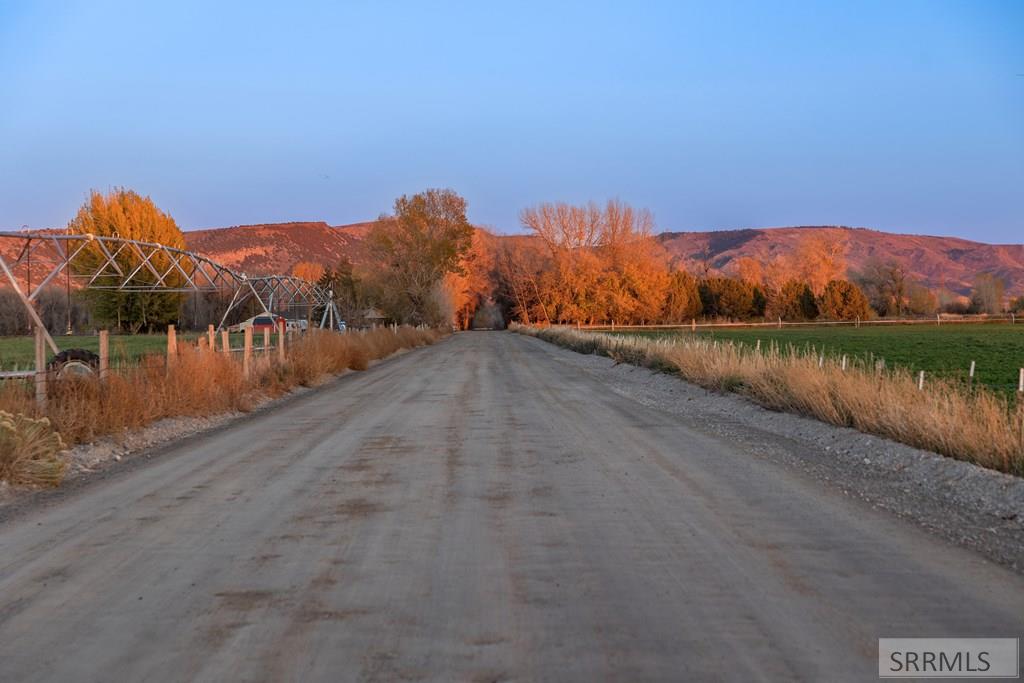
{"left": 1, "top": 332, "right": 1022, "bottom": 682}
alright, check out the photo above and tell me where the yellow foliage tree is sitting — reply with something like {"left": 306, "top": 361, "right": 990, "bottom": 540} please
{"left": 68, "top": 188, "right": 186, "bottom": 332}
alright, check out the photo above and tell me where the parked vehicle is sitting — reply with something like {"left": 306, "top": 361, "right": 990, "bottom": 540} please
{"left": 229, "top": 314, "right": 286, "bottom": 332}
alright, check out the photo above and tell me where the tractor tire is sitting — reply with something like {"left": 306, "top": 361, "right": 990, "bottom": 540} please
{"left": 49, "top": 348, "right": 100, "bottom": 379}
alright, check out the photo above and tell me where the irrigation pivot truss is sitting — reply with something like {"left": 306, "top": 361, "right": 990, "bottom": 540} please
{"left": 0, "top": 231, "right": 337, "bottom": 354}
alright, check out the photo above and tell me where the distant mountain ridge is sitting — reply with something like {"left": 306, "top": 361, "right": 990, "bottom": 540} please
{"left": 181, "top": 222, "right": 1024, "bottom": 296}
{"left": 184, "top": 221, "right": 374, "bottom": 275}
{"left": 656, "top": 226, "right": 1024, "bottom": 297}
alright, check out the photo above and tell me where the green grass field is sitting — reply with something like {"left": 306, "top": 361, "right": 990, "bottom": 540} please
{"left": 0, "top": 332, "right": 259, "bottom": 370}
{"left": 611, "top": 323, "right": 1024, "bottom": 394}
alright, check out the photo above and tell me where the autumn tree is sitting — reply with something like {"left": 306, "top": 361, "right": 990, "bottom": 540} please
{"left": 906, "top": 282, "right": 938, "bottom": 315}
{"left": 444, "top": 229, "right": 498, "bottom": 329}
{"left": 857, "top": 259, "right": 908, "bottom": 316}
{"left": 519, "top": 200, "right": 669, "bottom": 324}
{"left": 794, "top": 232, "right": 848, "bottom": 295}
{"left": 731, "top": 256, "right": 764, "bottom": 287}
{"left": 817, "top": 280, "right": 870, "bottom": 320}
{"left": 68, "top": 188, "right": 186, "bottom": 333}
{"left": 494, "top": 238, "right": 550, "bottom": 324}
{"left": 292, "top": 261, "right": 325, "bottom": 283}
{"left": 365, "top": 188, "right": 475, "bottom": 325}
{"left": 970, "top": 273, "right": 1005, "bottom": 313}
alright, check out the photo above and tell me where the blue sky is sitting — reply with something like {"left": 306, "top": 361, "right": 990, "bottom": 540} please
{"left": 1, "top": 1, "right": 1021, "bottom": 241}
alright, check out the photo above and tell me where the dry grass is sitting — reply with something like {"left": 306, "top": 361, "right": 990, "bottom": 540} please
{"left": 0, "top": 327, "right": 442, "bottom": 486}
{"left": 0, "top": 411, "right": 67, "bottom": 487}
{"left": 513, "top": 324, "right": 1024, "bottom": 476}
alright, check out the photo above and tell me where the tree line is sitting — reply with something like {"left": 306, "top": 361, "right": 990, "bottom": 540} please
{"left": 7, "top": 188, "right": 1021, "bottom": 334}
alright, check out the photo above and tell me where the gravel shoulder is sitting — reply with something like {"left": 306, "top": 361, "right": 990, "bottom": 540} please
{"left": 520, "top": 334, "right": 1024, "bottom": 571}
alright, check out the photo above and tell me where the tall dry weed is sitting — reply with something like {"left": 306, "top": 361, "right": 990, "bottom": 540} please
{"left": 513, "top": 324, "right": 1024, "bottom": 475}
{"left": 0, "top": 326, "right": 442, "bottom": 486}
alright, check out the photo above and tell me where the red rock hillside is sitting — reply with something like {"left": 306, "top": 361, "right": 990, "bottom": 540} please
{"left": 183, "top": 221, "right": 373, "bottom": 276}
{"left": 657, "top": 226, "right": 1024, "bottom": 297}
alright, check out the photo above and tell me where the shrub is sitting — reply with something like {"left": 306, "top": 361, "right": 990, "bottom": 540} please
{"left": 818, "top": 280, "right": 871, "bottom": 321}
{"left": 0, "top": 411, "right": 67, "bottom": 487}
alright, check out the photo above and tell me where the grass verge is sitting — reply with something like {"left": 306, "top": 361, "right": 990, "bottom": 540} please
{"left": 513, "top": 324, "right": 1024, "bottom": 476}
{"left": 0, "top": 327, "right": 442, "bottom": 487}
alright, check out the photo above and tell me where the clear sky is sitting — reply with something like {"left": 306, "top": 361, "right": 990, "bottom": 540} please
{"left": 1, "top": 1, "right": 1021, "bottom": 241}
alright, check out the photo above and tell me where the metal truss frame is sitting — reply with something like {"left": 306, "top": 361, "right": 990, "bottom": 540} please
{"left": 0, "top": 231, "right": 334, "bottom": 353}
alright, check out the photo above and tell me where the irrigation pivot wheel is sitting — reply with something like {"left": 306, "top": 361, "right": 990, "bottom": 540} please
{"left": 48, "top": 349, "right": 100, "bottom": 379}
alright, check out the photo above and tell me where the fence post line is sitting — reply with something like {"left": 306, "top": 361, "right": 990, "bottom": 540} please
{"left": 34, "top": 324, "right": 46, "bottom": 411}
{"left": 207, "top": 324, "right": 215, "bottom": 351}
{"left": 278, "top": 321, "right": 285, "bottom": 363}
{"left": 99, "top": 330, "right": 109, "bottom": 382}
{"left": 167, "top": 324, "right": 177, "bottom": 367}
{"left": 243, "top": 327, "right": 252, "bottom": 378}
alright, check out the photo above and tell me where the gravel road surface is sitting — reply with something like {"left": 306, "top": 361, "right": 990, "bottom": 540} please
{"left": 1, "top": 332, "right": 1022, "bottom": 682}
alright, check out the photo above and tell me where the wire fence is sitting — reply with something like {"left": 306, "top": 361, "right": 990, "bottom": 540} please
{"left": 576, "top": 313, "right": 1018, "bottom": 332}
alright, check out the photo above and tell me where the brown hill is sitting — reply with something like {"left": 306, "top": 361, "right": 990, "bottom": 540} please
{"left": 183, "top": 221, "right": 374, "bottom": 275}
{"left": 181, "top": 221, "right": 1023, "bottom": 297}
{"left": 656, "top": 226, "right": 1024, "bottom": 297}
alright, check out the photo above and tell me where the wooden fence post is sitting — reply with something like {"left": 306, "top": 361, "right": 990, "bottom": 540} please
{"left": 278, "top": 321, "right": 285, "bottom": 363}
{"left": 918, "top": 370, "right": 925, "bottom": 391}
{"left": 34, "top": 324, "right": 46, "bottom": 411}
{"left": 263, "top": 327, "right": 270, "bottom": 354}
{"left": 969, "top": 360, "right": 976, "bottom": 386}
{"left": 691, "top": 319, "right": 696, "bottom": 332}
{"left": 1018, "top": 368, "right": 1023, "bottom": 394}
{"left": 167, "top": 324, "right": 177, "bottom": 367}
{"left": 221, "top": 329, "right": 230, "bottom": 355}
{"left": 99, "top": 330, "right": 109, "bottom": 382}
{"left": 207, "top": 324, "right": 216, "bottom": 351}
{"left": 243, "top": 326, "right": 252, "bottom": 378}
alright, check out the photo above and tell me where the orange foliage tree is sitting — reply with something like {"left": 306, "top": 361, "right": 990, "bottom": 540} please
{"left": 291, "top": 261, "right": 325, "bottom": 283}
